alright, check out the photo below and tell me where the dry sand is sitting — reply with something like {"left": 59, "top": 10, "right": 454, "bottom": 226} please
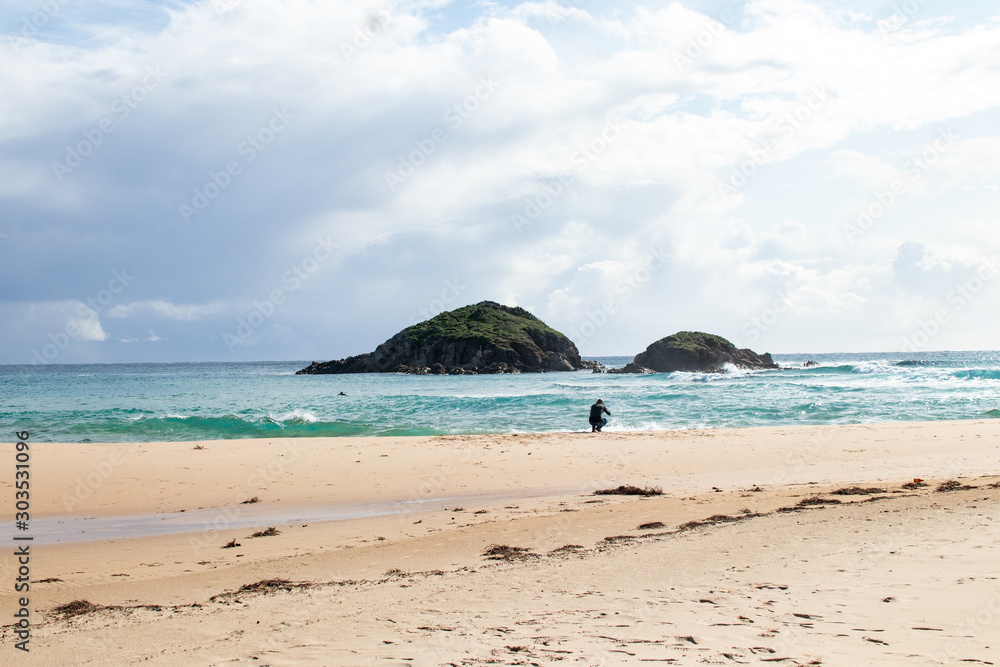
{"left": 2, "top": 420, "right": 999, "bottom": 665}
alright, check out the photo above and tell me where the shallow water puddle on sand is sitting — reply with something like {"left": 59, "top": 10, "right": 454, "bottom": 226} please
{"left": 0, "top": 487, "right": 575, "bottom": 545}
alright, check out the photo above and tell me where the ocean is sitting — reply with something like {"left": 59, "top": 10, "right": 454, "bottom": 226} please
{"left": 2, "top": 351, "right": 999, "bottom": 443}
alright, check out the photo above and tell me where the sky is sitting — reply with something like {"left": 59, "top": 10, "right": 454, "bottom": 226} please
{"left": 1, "top": 0, "right": 999, "bottom": 364}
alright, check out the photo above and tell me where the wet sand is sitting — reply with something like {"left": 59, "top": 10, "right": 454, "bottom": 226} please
{"left": 1, "top": 421, "right": 999, "bottom": 664}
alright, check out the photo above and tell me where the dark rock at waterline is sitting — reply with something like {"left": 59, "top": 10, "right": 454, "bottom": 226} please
{"left": 631, "top": 331, "right": 778, "bottom": 373}
{"left": 297, "top": 301, "right": 599, "bottom": 375}
{"left": 607, "top": 362, "right": 655, "bottom": 374}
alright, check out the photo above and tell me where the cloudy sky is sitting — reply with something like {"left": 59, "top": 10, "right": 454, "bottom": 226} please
{"left": 2, "top": 0, "right": 999, "bottom": 364}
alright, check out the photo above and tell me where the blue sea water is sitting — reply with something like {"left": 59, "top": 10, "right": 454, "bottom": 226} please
{"left": 2, "top": 351, "right": 999, "bottom": 443}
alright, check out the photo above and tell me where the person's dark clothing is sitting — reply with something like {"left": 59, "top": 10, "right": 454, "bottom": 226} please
{"left": 589, "top": 403, "right": 610, "bottom": 422}
{"left": 589, "top": 402, "right": 611, "bottom": 431}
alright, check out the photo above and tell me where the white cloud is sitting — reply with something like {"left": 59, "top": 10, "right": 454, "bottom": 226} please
{"left": 827, "top": 149, "right": 903, "bottom": 190}
{"left": 66, "top": 303, "right": 108, "bottom": 341}
{"left": 105, "top": 300, "right": 230, "bottom": 321}
{"left": 2, "top": 0, "right": 1000, "bottom": 360}
{"left": 0, "top": 300, "right": 108, "bottom": 362}
{"left": 119, "top": 329, "right": 164, "bottom": 343}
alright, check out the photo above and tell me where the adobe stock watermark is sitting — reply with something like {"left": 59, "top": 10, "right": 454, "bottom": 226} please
{"left": 5, "top": 0, "right": 70, "bottom": 53}
{"left": 187, "top": 440, "right": 303, "bottom": 556}
{"left": 843, "top": 127, "right": 956, "bottom": 243}
{"left": 340, "top": 3, "right": 397, "bottom": 64}
{"left": 404, "top": 445, "right": 475, "bottom": 503}
{"left": 741, "top": 288, "right": 799, "bottom": 343}
{"left": 931, "top": 586, "right": 1000, "bottom": 664}
{"left": 61, "top": 444, "right": 142, "bottom": 512}
{"left": 512, "top": 116, "right": 626, "bottom": 232}
{"left": 211, "top": 0, "right": 244, "bottom": 15}
{"left": 582, "top": 448, "right": 636, "bottom": 495}
{"left": 179, "top": 107, "right": 294, "bottom": 223}
{"left": 718, "top": 86, "right": 829, "bottom": 199}
{"left": 568, "top": 245, "right": 668, "bottom": 345}
{"left": 383, "top": 77, "right": 500, "bottom": 192}
{"left": 407, "top": 279, "right": 467, "bottom": 325}
{"left": 30, "top": 268, "right": 135, "bottom": 364}
{"left": 850, "top": 521, "right": 908, "bottom": 572}
{"left": 771, "top": 429, "right": 833, "bottom": 486}
{"left": 848, "top": 455, "right": 967, "bottom": 573}
{"left": 51, "top": 66, "right": 168, "bottom": 183}
{"left": 878, "top": 0, "right": 930, "bottom": 35}
{"left": 222, "top": 236, "right": 337, "bottom": 351}
{"left": 899, "top": 255, "right": 999, "bottom": 353}
{"left": 673, "top": 7, "right": 736, "bottom": 71}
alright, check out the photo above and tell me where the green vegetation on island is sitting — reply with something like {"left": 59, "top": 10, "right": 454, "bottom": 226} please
{"left": 297, "top": 301, "right": 598, "bottom": 375}
{"left": 614, "top": 331, "right": 778, "bottom": 374}
{"left": 406, "top": 302, "right": 563, "bottom": 349}
{"left": 652, "top": 331, "right": 732, "bottom": 353}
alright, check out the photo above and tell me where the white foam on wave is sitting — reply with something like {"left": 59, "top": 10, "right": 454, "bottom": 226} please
{"left": 272, "top": 409, "right": 318, "bottom": 424}
{"left": 668, "top": 364, "right": 765, "bottom": 382}
{"left": 670, "top": 372, "right": 716, "bottom": 383}
{"left": 671, "top": 369, "right": 737, "bottom": 382}
{"left": 790, "top": 361, "right": 842, "bottom": 369}
{"left": 607, "top": 421, "right": 686, "bottom": 432}
{"left": 446, "top": 390, "right": 549, "bottom": 399}
{"left": 127, "top": 413, "right": 191, "bottom": 423}
{"left": 852, "top": 360, "right": 896, "bottom": 374}
{"left": 722, "top": 363, "right": 759, "bottom": 376}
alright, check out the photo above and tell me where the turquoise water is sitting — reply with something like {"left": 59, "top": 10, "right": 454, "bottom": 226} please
{"left": 2, "top": 352, "right": 999, "bottom": 442}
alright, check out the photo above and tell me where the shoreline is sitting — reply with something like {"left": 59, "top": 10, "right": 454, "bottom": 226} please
{"left": 5, "top": 420, "right": 999, "bottom": 521}
{"left": 9, "top": 352, "right": 1000, "bottom": 444}
{"left": 13, "top": 411, "right": 1000, "bottom": 445}
{"left": 2, "top": 421, "right": 999, "bottom": 664}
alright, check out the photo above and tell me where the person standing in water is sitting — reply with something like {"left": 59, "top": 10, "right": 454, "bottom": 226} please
{"left": 589, "top": 398, "right": 610, "bottom": 432}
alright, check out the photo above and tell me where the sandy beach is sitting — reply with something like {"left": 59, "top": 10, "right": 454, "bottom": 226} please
{"left": 2, "top": 420, "right": 1000, "bottom": 665}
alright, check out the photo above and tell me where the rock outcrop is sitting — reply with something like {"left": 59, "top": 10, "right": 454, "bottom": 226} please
{"left": 297, "top": 301, "right": 600, "bottom": 375}
{"left": 630, "top": 331, "right": 778, "bottom": 373}
{"left": 607, "top": 362, "right": 655, "bottom": 374}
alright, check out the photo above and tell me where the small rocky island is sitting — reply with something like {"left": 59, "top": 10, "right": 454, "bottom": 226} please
{"left": 611, "top": 331, "right": 778, "bottom": 374}
{"left": 297, "top": 301, "right": 600, "bottom": 375}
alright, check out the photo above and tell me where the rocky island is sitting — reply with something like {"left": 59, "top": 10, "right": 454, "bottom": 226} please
{"left": 612, "top": 331, "right": 778, "bottom": 373}
{"left": 297, "top": 301, "right": 600, "bottom": 375}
